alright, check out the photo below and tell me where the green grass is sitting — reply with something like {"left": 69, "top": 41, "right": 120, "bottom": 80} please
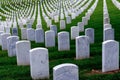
{"left": 0, "top": 0, "right": 120, "bottom": 80}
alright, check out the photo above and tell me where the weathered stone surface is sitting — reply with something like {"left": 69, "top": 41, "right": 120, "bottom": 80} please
{"left": 85, "top": 28, "right": 94, "bottom": 44}
{"left": 35, "top": 28, "right": 44, "bottom": 43}
{"left": 76, "top": 36, "right": 90, "bottom": 59}
{"left": 50, "top": 25, "right": 57, "bottom": 36}
{"left": 16, "top": 40, "right": 31, "bottom": 65}
{"left": 104, "top": 24, "right": 112, "bottom": 29}
{"left": 66, "top": 16, "right": 71, "bottom": 24}
{"left": 53, "top": 63, "right": 79, "bottom": 80}
{"left": 58, "top": 31, "right": 70, "bottom": 51}
{"left": 71, "top": 26, "right": 79, "bottom": 40}
{"left": 27, "top": 23, "right": 32, "bottom": 28}
{"left": 0, "top": 31, "right": 4, "bottom": 46}
{"left": 45, "top": 30, "right": 55, "bottom": 47}
{"left": 60, "top": 20, "right": 66, "bottom": 29}
{"left": 1, "top": 33, "right": 11, "bottom": 50}
{"left": 77, "top": 22, "right": 84, "bottom": 32}
{"left": 7, "top": 36, "right": 19, "bottom": 57}
{"left": 27, "top": 28, "right": 35, "bottom": 41}
{"left": 12, "top": 27, "right": 18, "bottom": 36}
{"left": 5, "top": 27, "right": 10, "bottom": 33}
{"left": 104, "top": 28, "right": 114, "bottom": 41}
{"left": 36, "top": 24, "right": 42, "bottom": 29}
{"left": 102, "top": 40, "right": 119, "bottom": 72}
{"left": 21, "top": 28, "right": 27, "bottom": 40}
{"left": 30, "top": 48, "right": 49, "bottom": 80}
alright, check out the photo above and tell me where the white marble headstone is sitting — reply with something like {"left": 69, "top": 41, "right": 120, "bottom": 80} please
{"left": 71, "top": 26, "right": 79, "bottom": 40}
{"left": 35, "top": 28, "right": 44, "bottom": 43}
{"left": 71, "top": 13, "right": 76, "bottom": 19}
{"left": 36, "top": 24, "right": 42, "bottom": 29}
{"left": 82, "top": 17, "right": 88, "bottom": 26}
{"left": 0, "top": 26, "right": 4, "bottom": 31}
{"left": 45, "top": 30, "right": 55, "bottom": 47}
{"left": 85, "top": 28, "right": 94, "bottom": 44}
{"left": 30, "top": 48, "right": 49, "bottom": 80}
{"left": 5, "top": 27, "right": 10, "bottom": 33}
{"left": 12, "top": 27, "right": 18, "bottom": 36}
{"left": 27, "top": 28, "right": 35, "bottom": 41}
{"left": 27, "top": 23, "right": 32, "bottom": 28}
{"left": 19, "top": 22, "right": 24, "bottom": 28}
{"left": 50, "top": 25, "right": 57, "bottom": 36}
{"left": 66, "top": 16, "right": 71, "bottom": 24}
{"left": 16, "top": 40, "right": 31, "bottom": 65}
{"left": 54, "top": 15, "right": 59, "bottom": 23}
{"left": 76, "top": 36, "right": 90, "bottom": 59}
{"left": 0, "top": 31, "right": 4, "bottom": 46}
{"left": 53, "top": 63, "right": 79, "bottom": 80}
{"left": 102, "top": 40, "right": 119, "bottom": 72}
{"left": 104, "top": 17, "right": 110, "bottom": 24}
{"left": 58, "top": 31, "right": 70, "bottom": 51}
{"left": 21, "top": 28, "right": 27, "bottom": 40}
{"left": 1, "top": 33, "right": 11, "bottom": 50}
{"left": 60, "top": 13, "right": 64, "bottom": 19}
{"left": 77, "top": 22, "right": 84, "bottom": 32}
{"left": 7, "top": 36, "right": 19, "bottom": 57}
{"left": 104, "top": 28, "right": 114, "bottom": 41}
{"left": 60, "top": 20, "right": 66, "bottom": 29}
{"left": 104, "top": 24, "right": 112, "bottom": 30}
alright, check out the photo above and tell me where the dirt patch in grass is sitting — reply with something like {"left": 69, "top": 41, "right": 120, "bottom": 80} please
{"left": 86, "top": 69, "right": 120, "bottom": 76}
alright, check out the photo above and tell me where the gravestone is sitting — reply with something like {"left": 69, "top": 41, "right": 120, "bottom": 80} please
{"left": 102, "top": 40, "right": 119, "bottom": 72}
{"left": 53, "top": 63, "right": 79, "bottom": 80}
{"left": 104, "top": 24, "right": 112, "bottom": 29}
{"left": 58, "top": 31, "right": 70, "bottom": 51}
{"left": 36, "top": 24, "right": 42, "bottom": 28}
{"left": 45, "top": 30, "right": 55, "bottom": 47}
{"left": 35, "top": 28, "right": 44, "bottom": 43}
{"left": 27, "top": 28, "right": 35, "bottom": 41}
{"left": 66, "top": 16, "right": 71, "bottom": 24}
{"left": 71, "top": 26, "right": 79, "bottom": 40}
{"left": 0, "top": 31, "right": 4, "bottom": 45}
{"left": 0, "top": 26, "right": 4, "bottom": 31}
{"left": 82, "top": 17, "right": 86, "bottom": 25}
{"left": 104, "top": 28, "right": 114, "bottom": 41}
{"left": 7, "top": 36, "right": 19, "bottom": 57}
{"left": 47, "top": 19, "right": 52, "bottom": 27}
{"left": 76, "top": 36, "right": 90, "bottom": 59}
{"left": 104, "top": 17, "right": 110, "bottom": 24}
{"left": 65, "top": 11, "right": 68, "bottom": 17}
{"left": 60, "top": 20, "right": 66, "bottom": 29}
{"left": 54, "top": 15, "right": 59, "bottom": 23}
{"left": 19, "top": 22, "right": 24, "bottom": 28}
{"left": 77, "top": 22, "right": 84, "bottom": 32}
{"left": 60, "top": 13, "right": 64, "bottom": 19}
{"left": 27, "top": 23, "right": 32, "bottom": 28}
{"left": 30, "top": 48, "right": 49, "bottom": 80}
{"left": 85, "top": 28, "right": 94, "bottom": 44}
{"left": 12, "top": 27, "right": 18, "bottom": 36}
{"left": 50, "top": 25, "right": 57, "bottom": 36}
{"left": 16, "top": 40, "right": 31, "bottom": 65}
{"left": 5, "top": 27, "right": 10, "bottom": 33}
{"left": 71, "top": 13, "right": 76, "bottom": 19}
{"left": 21, "top": 28, "right": 27, "bottom": 40}
{"left": 1, "top": 33, "right": 11, "bottom": 50}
